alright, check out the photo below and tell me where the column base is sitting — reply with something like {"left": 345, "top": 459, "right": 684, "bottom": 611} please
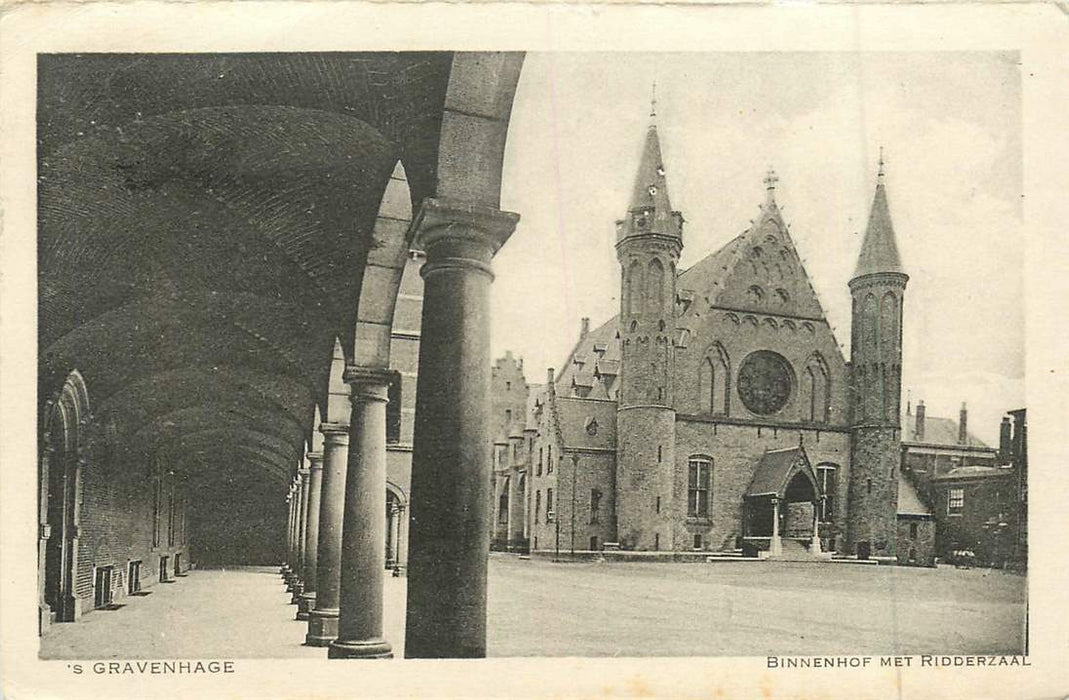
{"left": 327, "top": 637, "right": 393, "bottom": 659}
{"left": 296, "top": 592, "right": 316, "bottom": 621}
{"left": 769, "top": 535, "right": 783, "bottom": 557}
{"left": 289, "top": 582, "right": 304, "bottom": 604}
{"left": 38, "top": 604, "right": 52, "bottom": 635}
{"left": 305, "top": 608, "right": 339, "bottom": 647}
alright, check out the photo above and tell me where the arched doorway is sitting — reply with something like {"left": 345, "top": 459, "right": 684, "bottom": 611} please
{"left": 39, "top": 370, "right": 90, "bottom": 630}
{"left": 385, "top": 485, "right": 407, "bottom": 571}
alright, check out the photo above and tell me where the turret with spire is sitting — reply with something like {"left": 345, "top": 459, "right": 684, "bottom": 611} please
{"left": 614, "top": 90, "right": 683, "bottom": 551}
{"left": 845, "top": 150, "right": 909, "bottom": 561}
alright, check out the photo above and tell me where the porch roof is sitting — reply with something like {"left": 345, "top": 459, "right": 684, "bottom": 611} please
{"left": 745, "top": 446, "right": 814, "bottom": 498}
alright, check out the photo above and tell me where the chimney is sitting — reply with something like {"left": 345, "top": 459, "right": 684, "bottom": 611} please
{"left": 958, "top": 402, "right": 968, "bottom": 445}
{"left": 915, "top": 400, "right": 926, "bottom": 441}
{"left": 999, "top": 416, "right": 1013, "bottom": 463}
{"left": 580, "top": 317, "right": 591, "bottom": 338}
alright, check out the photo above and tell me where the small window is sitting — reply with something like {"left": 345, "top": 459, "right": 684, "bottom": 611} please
{"left": 506, "top": 381, "right": 511, "bottom": 391}
{"left": 505, "top": 409, "right": 512, "bottom": 424}
{"left": 547, "top": 445, "right": 553, "bottom": 474}
{"left": 535, "top": 491, "right": 542, "bottom": 524}
{"left": 909, "top": 522, "right": 919, "bottom": 540}
{"left": 657, "top": 445, "right": 662, "bottom": 462}
{"left": 948, "top": 488, "right": 964, "bottom": 515}
{"left": 654, "top": 533, "right": 660, "bottom": 551}
{"left": 867, "top": 478, "right": 872, "bottom": 495}
{"left": 590, "top": 489, "right": 602, "bottom": 524}
{"left": 775, "top": 288, "right": 790, "bottom": 304}
{"left": 128, "top": 560, "right": 142, "bottom": 594}
{"left": 655, "top": 496, "right": 661, "bottom": 514}
{"left": 538, "top": 447, "right": 543, "bottom": 476}
{"left": 747, "top": 285, "right": 765, "bottom": 304}
{"left": 546, "top": 488, "right": 554, "bottom": 521}
{"left": 693, "top": 533, "right": 703, "bottom": 549}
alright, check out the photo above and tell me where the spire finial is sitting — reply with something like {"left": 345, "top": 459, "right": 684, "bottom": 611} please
{"left": 764, "top": 168, "right": 778, "bottom": 191}
{"left": 650, "top": 80, "right": 658, "bottom": 120}
{"left": 878, "top": 146, "right": 885, "bottom": 179}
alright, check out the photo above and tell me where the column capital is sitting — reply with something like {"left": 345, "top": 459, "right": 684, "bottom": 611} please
{"left": 319, "top": 421, "right": 351, "bottom": 447}
{"left": 307, "top": 451, "right": 325, "bottom": 469}
{"left": 413, "top": 197, "right": 520, "bottom": 280}
{"left": 343, "top": 366, "right": 391, "bottom": 403}
{"left": 298, "top": 467, "right": 312, "bottom": 479}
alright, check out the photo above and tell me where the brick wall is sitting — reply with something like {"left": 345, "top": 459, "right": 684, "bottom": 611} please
{"left": 76, "top": 445, "right": 189, "bottom": 614}
{"left": 896, "top": 516, "right": 935, "bottom": 566}
{"left": 673, "top": 420, "right": 851, "bottom": 552}
{"left": 615, "top": 407, "right": 676, "bottom": 550}
{"left": 846, "top": 428, "right": 900, "bottom": 557}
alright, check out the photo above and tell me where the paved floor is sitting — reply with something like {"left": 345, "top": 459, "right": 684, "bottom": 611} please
{"left": 40, "top": 556, "right": 1026, "bottom": 659}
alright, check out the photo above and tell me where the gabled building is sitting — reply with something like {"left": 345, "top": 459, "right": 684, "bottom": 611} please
{"left": 494, "top": 106, "right": 933, "bottom": 564}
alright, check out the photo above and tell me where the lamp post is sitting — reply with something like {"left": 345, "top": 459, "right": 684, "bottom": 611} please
{"left": 570, "top": 455, "right": 578, "bottom": 555}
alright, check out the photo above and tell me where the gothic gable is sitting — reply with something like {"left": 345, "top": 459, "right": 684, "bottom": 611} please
{"left": 712, "top": 207, "right": 828, "bottom": 321}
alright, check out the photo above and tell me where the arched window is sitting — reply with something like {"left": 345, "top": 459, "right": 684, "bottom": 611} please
{"left": 687, "top": 457, "right": 712, "bottom": 517}
{"left": 862, "top": 293, "right": 878, "bottom": 352}
{"left": 747, "top": 285, "right": 765, "bottom": 305}
{"left": 627, "top": 260, "right": 643, "bottom": 317}
{"left": 800, "top": 353, "right": 830, "bottom": 423}
{"left": 699, "top": 344, "right": 730, "bottom": 415}
{"left": 775, "top": 288, "right": 790, "bottom": 305}
{"left": 648, "top": 258, "right": 665, "bottom": 311}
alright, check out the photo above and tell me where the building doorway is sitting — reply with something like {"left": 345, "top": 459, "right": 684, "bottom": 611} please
{"left": 40, "top": 371, "right": 89, "bottom": 628}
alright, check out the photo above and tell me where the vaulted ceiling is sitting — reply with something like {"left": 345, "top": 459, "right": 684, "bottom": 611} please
{"left": 38, "top": 53, "right": 455, "bottom": 500}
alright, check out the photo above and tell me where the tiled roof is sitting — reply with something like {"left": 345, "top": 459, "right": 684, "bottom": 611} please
{"left": 932, "top": 465, "right": 1013, "bottom": 481}
{"left": 746, "top": 446, "right": 810, "bottom": 498}
{"left": 555, "top": 397, "right": 617, "bottom": 451}
{"left": 853, "top": 181, "right": 904, "bottom": 278}
{"left": 896, "top": 472, "right": 931, "bottom": 516}
{"left": 902, "top": 413, "right": 990, "bottom": 449}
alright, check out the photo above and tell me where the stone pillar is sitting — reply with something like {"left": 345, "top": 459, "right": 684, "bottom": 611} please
{"left": 770, "top": 498, "right": 783, "bottom": 557}
{"left": 811, "top": 501, "right": 822, "bottom": 555}
{"left": 395, "top": 504, "right": 408, "bottom": 572}
{"left": 506, "top": 469, "right": 523, "bottom": 550}
{"left": 285, "top": 482, "right": 297, "bottom": 588}
{"left": 328, "top": 367, "right": 393, "bottom": 659}
{"left": 281, "top": 491, "right": 292, "bottom": 576}
{"left": 404, "top": 198, "right": 518, "bottom": 659}
{"left": 307, "top": 422, "right": 349, "bottom": 647}
{"left": 291, "top": 469, "right": 310, "bottom": 603}
{"left": 297, "top": 452, "right": 324, "bottom": 620}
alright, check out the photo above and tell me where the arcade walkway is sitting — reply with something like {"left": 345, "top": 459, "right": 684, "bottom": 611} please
{"left": 40, "top": 567, "right": 406, "bottom": 659}
{"left": 42, "top": 556, "right": 1025, "bottom": 659}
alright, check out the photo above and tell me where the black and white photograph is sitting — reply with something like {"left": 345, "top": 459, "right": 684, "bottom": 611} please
{"left": 2, "top": 3, "right": 1067, "bottom": 699}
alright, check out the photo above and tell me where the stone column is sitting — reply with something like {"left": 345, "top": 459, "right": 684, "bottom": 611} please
{"left": 328, "top": 367, "right": 393, "bottom": 659}
{"left": 404, "top": 198, "right": 518, "bottom": 659}
{"left": 811, "top": 500, "right": 822, "bottom": 555}
{"left": 281, "top": 491, "right": 291, "bottom": 576}
{"left": 770, "top": 498, "right": 783, "bottom": 557}
{"left": 291, "top": 469, "right": 310, "bottom": 603}
{"left": 395, "top": 504, "right": 408, "bottom": 572}
{"left": 285, "top": 482, "right": 297, "bottom": 588}
{"left": 284, "top": 487, "right": 292, "bottom": 581}
{"left": 507, "top": 470, "right": 525, "bottom": 550}
{"left": 307, "top": 423, "right": 349, "bottom": 647}
{"left": 297, "top": 452, "right": 324, "bottom": 620}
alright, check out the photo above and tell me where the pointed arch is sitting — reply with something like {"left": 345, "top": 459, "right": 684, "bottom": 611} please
{"left": 647, "top": 258, "right": 665, "bottom": 312}
{"left": 879, "top": 292, "right": 898, "bottom": 354}
{"left": 862, "top": 293, "right": 878, "bottom": 353}
{"left": 699, "top": 342, "right": 731, "bottom": 415}
{"left": 39, "top": 369, "right": 92, "bottom": 625}
{"left": 627, "top": 259, "right": 643, "bottom": 318}
{"left": 800, "top": 352, "right": 830, "bottom": 423}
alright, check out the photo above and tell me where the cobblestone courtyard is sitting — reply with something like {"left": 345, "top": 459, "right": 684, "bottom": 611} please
{"left": 41, "top": 554, "right": 1026, "bottom": 659}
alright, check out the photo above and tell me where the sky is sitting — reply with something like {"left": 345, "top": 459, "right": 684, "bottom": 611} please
{"left": 493, "top": 52, "right": 1022, "bottom": 445}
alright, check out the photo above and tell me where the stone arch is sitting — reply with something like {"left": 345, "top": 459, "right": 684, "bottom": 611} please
{"left": 350, "top": 160, "right": 416, "bottom": 371}
{"left": 325, "top": 337, "right": 351, "bottom": 424}
{"left": 436, "top": 53, "right": 525, "bottom": 208}
{"left": 39, "top": 369, "right": 92, "bottom": 628}
{"left": 386, "top": 480, "right": 409, "bottom": 568}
